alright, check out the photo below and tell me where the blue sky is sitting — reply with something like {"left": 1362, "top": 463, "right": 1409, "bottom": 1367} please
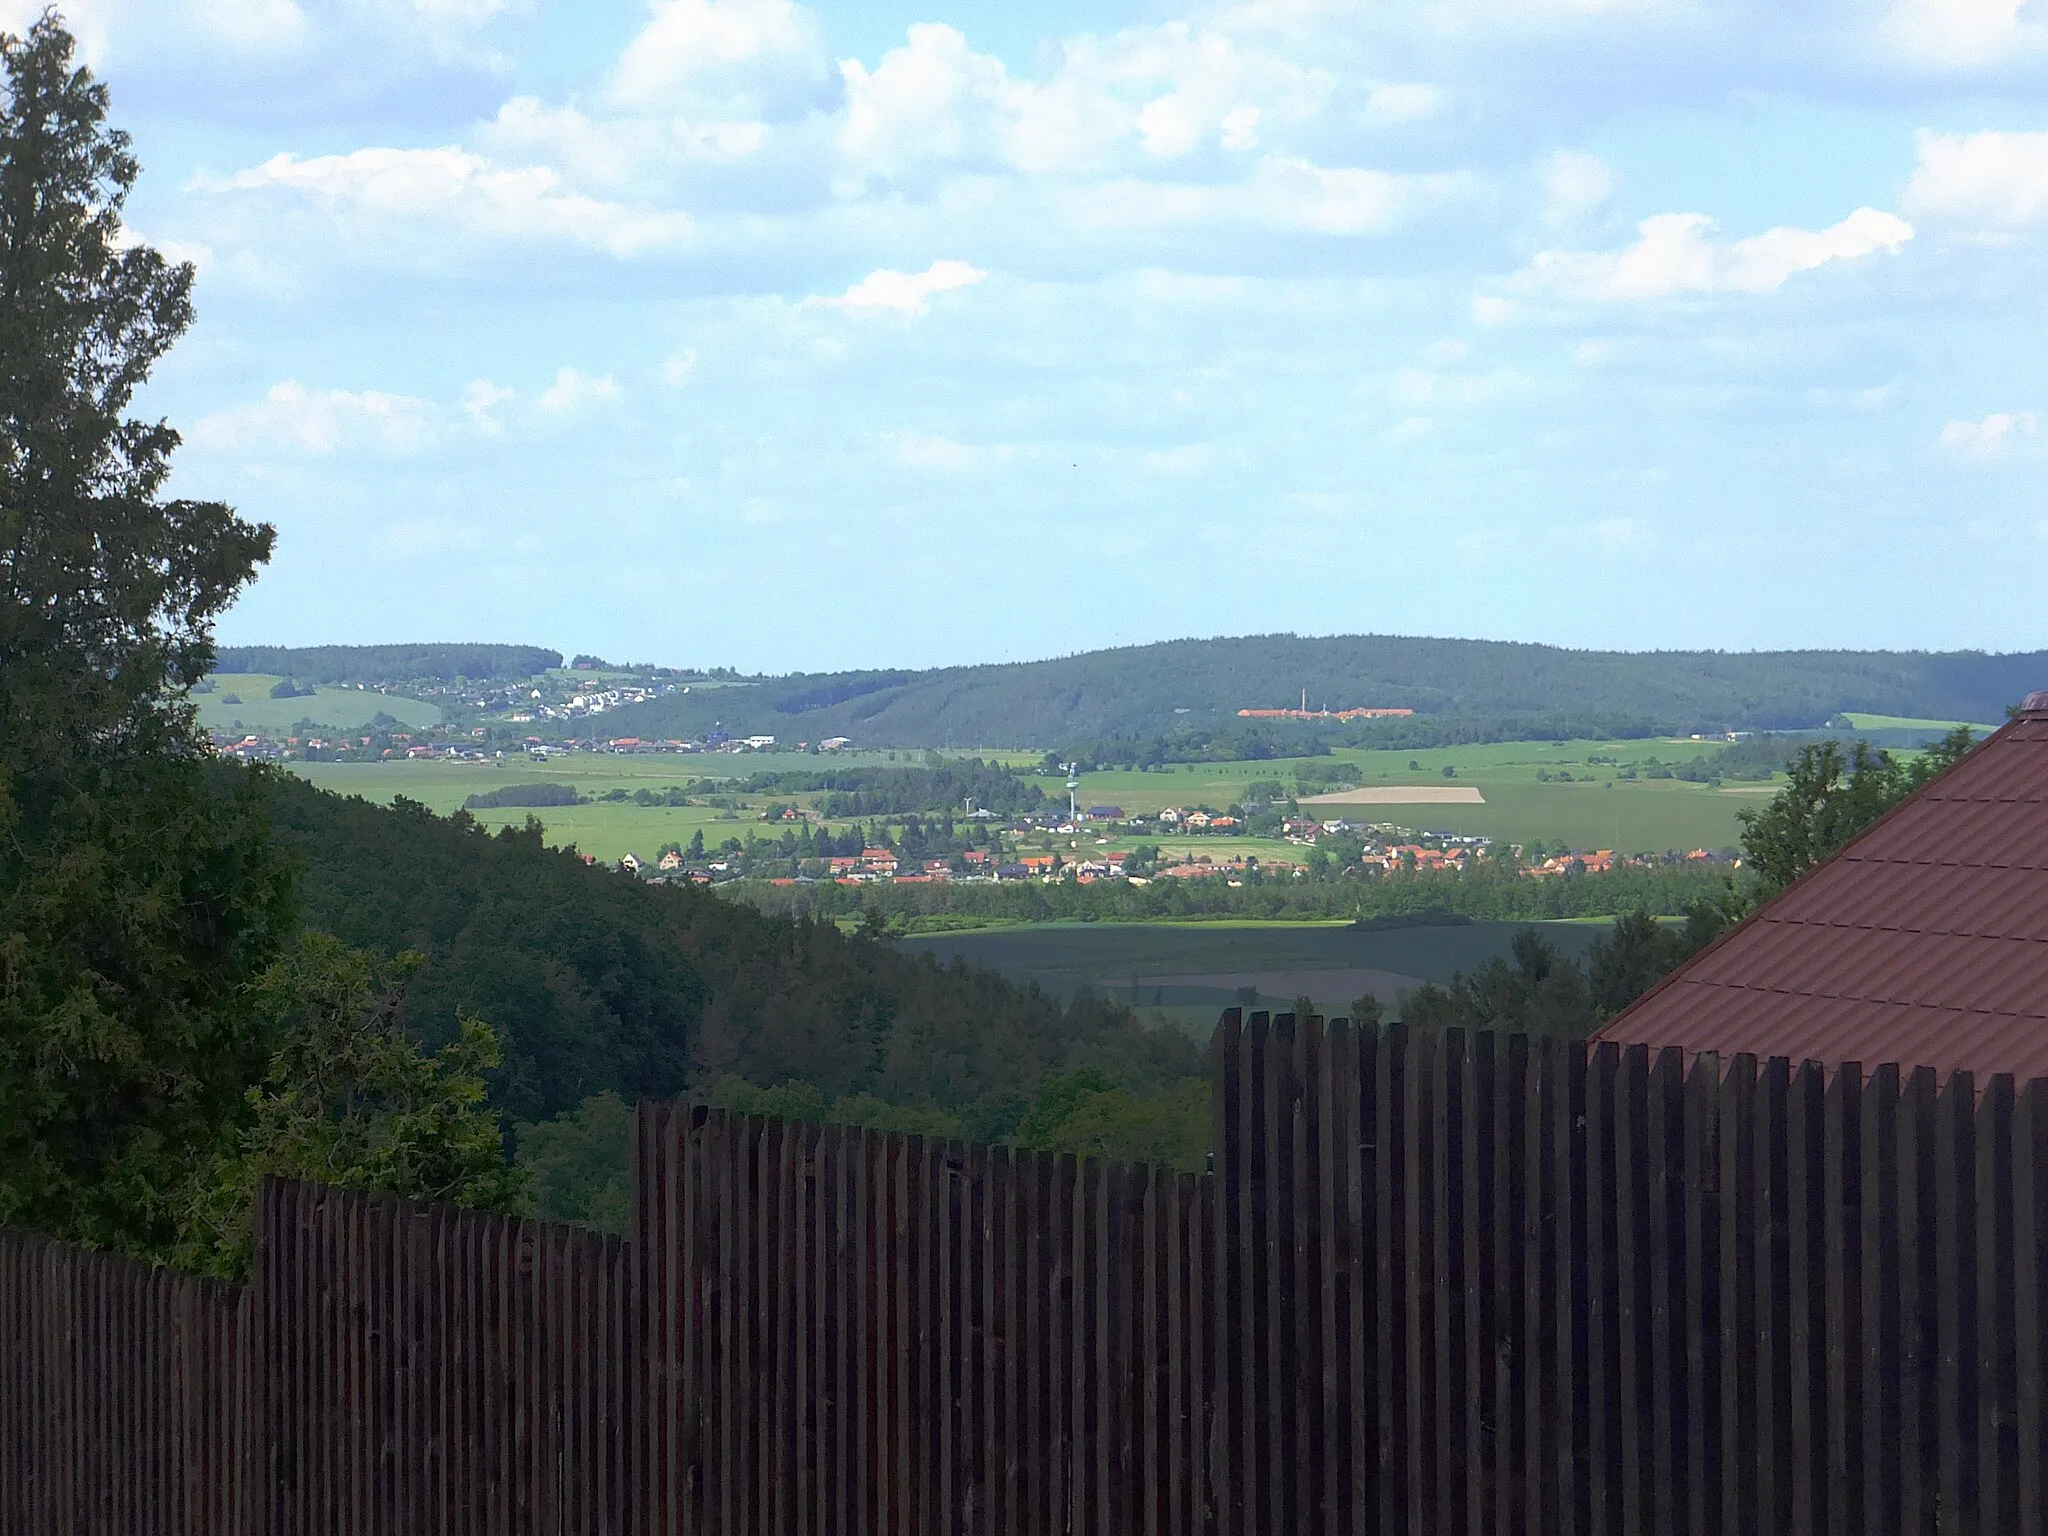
{"left": 35, "top": 0, "right": 2048, "bottom": 670}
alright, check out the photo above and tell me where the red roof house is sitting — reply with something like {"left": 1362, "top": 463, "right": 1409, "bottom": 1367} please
{"left": 1596, "top": 696, "right": 2048, "bottom": 1083}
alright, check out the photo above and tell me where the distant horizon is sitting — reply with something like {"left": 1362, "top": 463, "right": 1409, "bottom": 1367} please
{"left": 209, "top": 628, "right": 2048, "bottom": 681}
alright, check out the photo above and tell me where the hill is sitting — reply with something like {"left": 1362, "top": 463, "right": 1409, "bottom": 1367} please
{"left": 254, "top": 771, "right": 1198, "bottom": 1131}
{"left": 588, "top": 634, "right": 2048, "bottom": 748}
{"left": 214, "top": 643, "right": 561, "bottom": 683}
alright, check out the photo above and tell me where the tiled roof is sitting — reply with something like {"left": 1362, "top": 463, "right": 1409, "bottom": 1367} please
{"left": 1596, "top": 707, "right": 2048, "bottom": 1081}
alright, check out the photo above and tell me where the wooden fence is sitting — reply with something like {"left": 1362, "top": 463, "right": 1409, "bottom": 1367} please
{"left": 4, "top": 1011, "right": 2047, "bottom": 1534}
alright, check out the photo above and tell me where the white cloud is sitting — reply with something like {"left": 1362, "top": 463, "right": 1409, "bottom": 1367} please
{"left": 1363, "top": 82, "right": 1440, "bottom": 122}
{"left": 1543, "top": 150, "right": 1616, "bottom": 224}
{"left": 1140, "top": 443, "right": 1213, "bottom": 473}
{"left": 663, "top": 349, "right": 700, "bottom": 385}
{"left": 211, "top": 147, "right": 693, "bottom": 256}
{"left": 889, "top": 429, "right": 1014, "bottom": 470}
{"left": 192, "top": 380, "right": 437, "bottom": 454}
{"left": 536, "top": 368, "right": 620, "bottom": 413}
{"left": 461, "top": 380, "right": 514, "bottom": 434}
{"left": 1940, "top": 410, "right": 2038, "bottom": 458}
{"left": 1074, "top": 156, "right": 1465, "bottom": 235}
{"left": 610, "top": 0, "right": 831, "bottom": 117}
{"left": 1592, "top": 515, "right": 1650, "bottom": 550}
{"left": 815, "top": 259, "right": 987, "bottom": 314}
{"left": 1510, "top": 206, "right": 1914, "bottom": 301}
{"left": 1903, "top": 129, "right": 2048, "bottom": 226}
{"left": 1884, "top": 0, "right": 2048, "bottom": 69}
{"left": 838, "top": 18, "right": 1334, "bottom": 182}
{"left": 189, "top": 0, "right": 308, "bottom": 49}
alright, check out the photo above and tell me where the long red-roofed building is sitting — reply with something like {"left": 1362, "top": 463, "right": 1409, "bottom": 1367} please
{"left": 1596, "top": 692, "right": 2048, "bottom": 1083}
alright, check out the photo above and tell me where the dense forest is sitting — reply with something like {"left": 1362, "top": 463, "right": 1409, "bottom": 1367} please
{"left": 592, "top": 633, "right": 2039, "bottom": 747}
{"left": 257, "top": 772, "right": 1199, "bottom": 1134}
{"left": 214, "top": 642, "right": 561, "bottom": 683}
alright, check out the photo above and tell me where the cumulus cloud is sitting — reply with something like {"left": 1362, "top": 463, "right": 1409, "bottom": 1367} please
{"left": 211, "top": 147, "right": 694, "bottom": 256}
{"left": 1940, "top": 410, "right": 2038, "bottom": 458}
{"left": 1510, "top": 206, "right": 1914, "bottom": 301}
{"left": 889, "top": 430, "right": 1015, "bottom": 471}
{"left": 1883, "top": 0, "right": 2048, "bottom": 69}
{"left": 610, "top": 0, "right": 832, "bottom": 118}
{"left": 461, "top": 380, "right": 514, "bottom": 434}
{"left": 1543, "top": 150, "right": 1617, "bottom": 224}
{"left": 536, "top": 368, "right": 620, "bottom": 413}
{"left": 815, "top": 260, "right": 987, "bottom": 314}
{"left": 1904, "top": 129, "right": 2048, "bottom": 226}
{"left": 1072, "top": 156, "right": 1466, "bottom": 235}
{"left": 192, "top": 380, "right": 437, "bottom": 454}
{"left": 837, "top": 18, "right": 1334, "bottom": 183}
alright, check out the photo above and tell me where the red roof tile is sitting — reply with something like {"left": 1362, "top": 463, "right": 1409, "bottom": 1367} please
{"left": 1596, "top": 705, "right": 2048, "bottom": 1083}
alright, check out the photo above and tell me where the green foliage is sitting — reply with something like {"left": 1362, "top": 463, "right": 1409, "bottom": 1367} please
{"left": 1737, "top": 727, "right": 1976, "bottom": 904}
{"left": 732, "top": 760, "right": 1046, "bottom": 818}
{"left": 0, "top": 18, "right": 292, "bottom": 1259}
{"left": 1391, "top": 912, "right": 1724, "bottom": 1038}
{"left": 708, "top": 1074, "right": 967, "bottom": 1138}
{"left": 591, "top": 632, "right": 2046, "bottom": 749}
{"left": 516, "top": 1090, "right": 634, "bottom": 1236}
{"left": 1012, "top": 1069, "right": 1212, "bottom": 1173}
{"left": 462, "top": 782, "right": 584, "bottom": 810}
{"left": 214, "top": 644, "right": 563, "bottom": 684}
{"left": 178, "top": 934, "right": 533, "bottom": 1278}
{"left": 257, "top": 772, "right": 1201, "bottom": 1124}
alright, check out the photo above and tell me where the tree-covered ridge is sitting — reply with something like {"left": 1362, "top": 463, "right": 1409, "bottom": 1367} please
{"left": 260, "top": 772, "right": 1201, "bottom": 1130}
{"left": 213, "top": 643, "right": 563, "bottom": 683}
{"left": 590, "top": 633, "right": 2046, "bottom": 748}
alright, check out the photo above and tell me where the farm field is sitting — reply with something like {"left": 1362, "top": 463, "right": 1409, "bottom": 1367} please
{"left": 199, "top": 674, "right": 442, "bottom": 735}
{"left": 1835, "top": 711, "right": 2001, "bottom": 733}
{"left": 278, "top": 735, "right": 1774, "bottom": 861}
{"left": 1065, "top": 737, "right": 1768, "bottom": 853}
{"left": 897, "top": 919, "right": 1615, "bottom": 1034}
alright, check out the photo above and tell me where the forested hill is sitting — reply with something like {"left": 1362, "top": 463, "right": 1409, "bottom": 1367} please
{"left": 214, "top": 642, "right": 561, "bottom": 682}
{"left": 593, "top": 634, "right": 2045, "bottom": 747}
{"left": 255, "top": 771, "right": 1197, "bottom": 1130}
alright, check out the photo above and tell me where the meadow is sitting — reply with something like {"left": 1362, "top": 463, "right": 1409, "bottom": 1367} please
{"left": 199, "top": 674, "right": 443, "bottom": 735}
{"left": 280, "top": 736, "right": 1772, "bottom": 862}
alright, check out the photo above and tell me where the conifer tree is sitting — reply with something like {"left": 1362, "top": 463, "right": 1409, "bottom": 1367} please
{"left": 0, "top": 15, "right": 292, "bottom": 1255}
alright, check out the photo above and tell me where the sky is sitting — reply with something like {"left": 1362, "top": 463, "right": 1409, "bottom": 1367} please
{"left": 23, "top": 0, "right": 2048, "bottom": 671}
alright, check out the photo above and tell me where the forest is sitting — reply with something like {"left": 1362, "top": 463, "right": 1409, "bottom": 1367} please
{"left": 257, "top": 771, "right": 1199, "bottom": 1133}
{"left": 590, "top": 632, "right": 2036, "bottom": 748}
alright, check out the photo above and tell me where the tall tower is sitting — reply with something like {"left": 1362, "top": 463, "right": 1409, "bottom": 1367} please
{"left": 1065, "top": 762, "right": 1080, "bottom": 824}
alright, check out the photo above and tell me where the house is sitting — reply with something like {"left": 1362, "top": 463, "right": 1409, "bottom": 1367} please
{"left": 1597, "top": 694, "right": 2048, "bottom": 1082}
{"left": 923, "top": 859, "right": 952, "bottom": 877}
{"left": 820, "top": 737, "right": 852, "bottom": 751}
{"left": 861, "top": 847, "right": 899, "bottom": 875}
{"left": 1159, "top": 807, "right": 1184, "bottom": 826}
{"left": 743, "top": 735, "right": 777, "bottom": 749}
{"left": 994, "top": 863, "right": 1030, "bottom": 880}
{"left": 619, "top": 852, "right": 642, "bottom": 874}
{"left": 1185, "top": 811, "right": 1212, "bottom": 830}
{"left": 1086, "top": 806, "right": 1124, "bottom": 821}
{"left": 827, "top": 856, "right": 861, "bottom": 875}
{"left": 963, "top": 849, "right": 991, "bottom": 867}
{"left": 658, "top": 850, "right": 684, "bottom": 871}
{"left": 1020, "top": 854, "right": 1055, "bottom": 875}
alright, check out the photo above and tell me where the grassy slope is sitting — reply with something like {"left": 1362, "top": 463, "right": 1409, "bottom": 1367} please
{"left": 199, "top": 674, "right": 443, "bottom": 735}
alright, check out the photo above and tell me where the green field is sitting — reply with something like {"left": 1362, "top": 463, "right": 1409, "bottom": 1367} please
{"left": 1835, "top": 712, "right": 2002, "bottom": 734}
{"left": 286, "top": 749, "right": 928, "bottom": 857}
{"left": 199, "top": 674, "right": 442, "bottom": 736}
{"left": 898, "top": 919, "right": 1614, "bottom": 1033}
{"left": 278, "top": 736, "right": 1771, "bottom": 862}
{"left": 1063, "top": 738, "right": 1763, "bottom": 853}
